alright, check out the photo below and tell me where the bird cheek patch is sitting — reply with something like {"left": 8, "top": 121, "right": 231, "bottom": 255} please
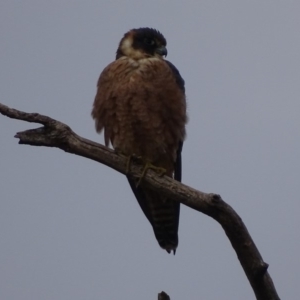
{"left": 120, "top": 37, "right": 132, "bottom": 55}
{"left": 121, "top": 37, "right": 144, "bottom": 59}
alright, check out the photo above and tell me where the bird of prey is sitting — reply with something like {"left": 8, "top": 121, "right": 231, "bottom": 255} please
{"left": 92, "top": 28, "right": 187, "bottom": 254}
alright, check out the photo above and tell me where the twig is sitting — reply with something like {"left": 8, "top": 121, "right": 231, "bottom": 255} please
{"left": 158, "top": 291, "right": 170, "bottom": 300}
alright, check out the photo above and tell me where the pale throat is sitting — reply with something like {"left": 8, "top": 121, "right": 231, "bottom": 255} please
{"left": 120, "top": 37, "right": 163, "bottom": 60}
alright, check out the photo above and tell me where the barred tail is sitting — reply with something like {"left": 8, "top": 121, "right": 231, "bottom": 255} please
{"left": 148, "top": 196, "right": 179, "bottom": 253}
{"left": 127, "top": 176, "right": 180, "bottom": 254}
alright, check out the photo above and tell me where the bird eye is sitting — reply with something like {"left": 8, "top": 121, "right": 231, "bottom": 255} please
{"left": 143, "top": 38, "right": 155, "bottom": 46}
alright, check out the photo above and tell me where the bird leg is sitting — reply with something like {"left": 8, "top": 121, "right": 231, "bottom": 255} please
{"left": 124, "top": 153, "right": 166, "bottom": 186}
{"left": 136, "top": 162, "right": 166, "bottom": 187}
{"left": 125, "top": 154, "right": 142, "bottom": 174}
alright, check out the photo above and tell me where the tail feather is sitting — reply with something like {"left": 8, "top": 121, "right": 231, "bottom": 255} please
{"left": 127, "top": 176, "right": 180, "bottom": 254}
{"left": 149, "top": 196, "right": 179, "bottom": 254}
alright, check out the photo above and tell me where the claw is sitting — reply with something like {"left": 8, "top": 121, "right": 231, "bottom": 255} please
{"left": 136, "top": 162, "right": 166, "bottom": 187}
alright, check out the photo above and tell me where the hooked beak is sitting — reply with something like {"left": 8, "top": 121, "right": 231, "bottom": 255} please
{"left": 155, "top": 46, "right": 168, "bottom": 57}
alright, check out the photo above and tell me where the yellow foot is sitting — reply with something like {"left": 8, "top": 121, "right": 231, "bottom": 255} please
{"left": 136, "top": 162, "right": 166, "bottom": 187}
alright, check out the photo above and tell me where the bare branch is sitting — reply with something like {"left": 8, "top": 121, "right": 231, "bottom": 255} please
{"left": 158, "top": 291, "right": 170, "bottom": 300}
{"left": 0, "top": 102, "right": 280, "bottom": 300}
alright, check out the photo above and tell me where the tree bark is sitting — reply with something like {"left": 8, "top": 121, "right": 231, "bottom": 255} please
{"left": 0, "top": 102, "right": 280, "bottom": 300}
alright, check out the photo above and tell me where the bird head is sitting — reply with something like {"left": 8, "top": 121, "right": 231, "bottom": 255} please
{"left": 116, "top": 27, "right": 167, "bottom": 60}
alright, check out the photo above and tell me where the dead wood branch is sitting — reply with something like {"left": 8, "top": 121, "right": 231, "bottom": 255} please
{"left": 158, "top": 291, "right": 170, "bottom": 300}
{"left": 0, "top": 102, "right": 280, "bottom": 300}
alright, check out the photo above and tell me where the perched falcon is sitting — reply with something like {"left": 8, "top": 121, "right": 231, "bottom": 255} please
{"left": 92, "top": 28, "right": 187, "bottom": 254}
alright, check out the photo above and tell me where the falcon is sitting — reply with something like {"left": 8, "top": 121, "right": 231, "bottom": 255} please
{"left": 92, "top": 28, "right": 187, "bottom": 254}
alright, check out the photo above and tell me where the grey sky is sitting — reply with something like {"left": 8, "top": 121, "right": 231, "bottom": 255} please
{"left": 1, "top": 1, "right": 299, "bottom": 299}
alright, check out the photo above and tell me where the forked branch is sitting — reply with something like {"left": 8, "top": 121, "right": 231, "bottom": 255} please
{"left": 0, "top": 102, "right": 280, "bottom": 300}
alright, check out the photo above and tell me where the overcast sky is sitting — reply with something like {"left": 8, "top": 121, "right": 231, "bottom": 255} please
{"left": 1, "top": 1, "right": 300, "bottom": 299}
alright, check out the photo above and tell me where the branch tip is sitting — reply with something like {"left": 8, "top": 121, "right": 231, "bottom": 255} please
{"left": 158, "top": 291, "right": 170, "bottom": 300}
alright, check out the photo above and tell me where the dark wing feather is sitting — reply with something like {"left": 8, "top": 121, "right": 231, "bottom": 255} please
{"left": 165, "top": 60, "right": 185, "bottom": 93}
{"left": 126, "top": 176, "right": 154, "bottom": 225}
{"left": 174, "top": 141, "right": 183, "bottom": 182}
{"left": 166, "top": 60, "right": 185, "bottom": 183}
{"left": 172, "top": 141, "right": 183, "bottom": 244}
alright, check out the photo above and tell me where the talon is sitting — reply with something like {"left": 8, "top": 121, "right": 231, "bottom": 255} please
{"left": 156, "top": 167, "right": 166, "bottom": 177}
{"left": 136, "top": 162, "right": 166, "bottom": 187}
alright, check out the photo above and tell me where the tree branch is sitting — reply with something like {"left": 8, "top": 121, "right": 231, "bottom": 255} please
{"left": 0, "top": 102, "right": 280, "bottom": 300}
